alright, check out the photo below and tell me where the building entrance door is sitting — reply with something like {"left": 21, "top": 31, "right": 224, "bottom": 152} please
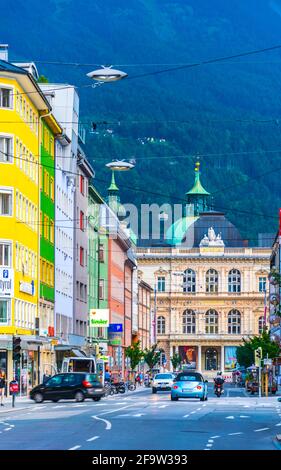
{"left": 205, "top": 348, "right": 218, "bottom": 371}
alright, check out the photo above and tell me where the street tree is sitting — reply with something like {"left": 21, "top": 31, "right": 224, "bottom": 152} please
{"left": 143, "top": 343, "right": 163, "bottom": 370}
{"left": 171, "top": 353, "right": 181, "bottom": 371}
{"left": 236, "top": 330, "right": 280, "bottom": 368}
{"left": 125, "top": 341, "right": 144, "bottom": 370}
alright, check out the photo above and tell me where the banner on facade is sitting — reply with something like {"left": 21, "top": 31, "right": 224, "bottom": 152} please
{"left": 224, "top": 346, "right": 237, "bottom": 370}
{"left": 0, "top": 268, "right": 13, "bottom": 297}
{"left": 89, "top": 309, "right": 109, "bottom": 327}
{"left": 108, "top": 332, "right": 122, "bottom": 346}
{"left": 178, "top": 346, "right": 197, "bottom": 369}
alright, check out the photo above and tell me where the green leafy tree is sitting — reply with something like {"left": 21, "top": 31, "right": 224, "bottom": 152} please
{"left": 37, "top": 75, "right": 49, "bottom": 83}
{"left": 125, "top": 341, "right": 143, "bottom": 370}
{"left": 236, "top": 331, "right": 280, "bottom": 368}
{"left": 171, "top": 353, "right": 181, "bottom": 371}
{"left": 143, "top": 344, "right": 163, "bottom": 370}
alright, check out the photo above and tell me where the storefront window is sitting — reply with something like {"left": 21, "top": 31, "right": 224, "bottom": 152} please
{"left": 0, "top": 300, "right": 9, "bottom": 324}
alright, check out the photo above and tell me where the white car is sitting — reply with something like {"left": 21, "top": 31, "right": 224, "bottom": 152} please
{"left": 152, "top": 373, "right": 174, "bottom": 393}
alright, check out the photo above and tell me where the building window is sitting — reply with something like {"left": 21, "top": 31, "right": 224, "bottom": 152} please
{"left": 44, "top": 215, "right": 49, "bottom": 239}
{"left": 99, "top": 244, "right": 105, "bottom": 262}
{"left": 99, "top": 279, "right": 104, "bottom": 300}
{"left": 0, "top": 299, "right": 9, "bottom": 324}
{"left": 205, "top": 309, "right": 218, "bottom": 334}
{"left": 157, "top": 316, "right": 166, "bottom": 334}
{"left": 0, "top": 243, "right": 11, "bottom": 267}
{"left": 182, "top": 309, "right": 196, "bottom": 334}
{"left": 228, "top": 269, "right": 241, "bottom": 293}
{"left": 50, "top": 220, "right": 54, "bottom": 244}
{"left": 258, "top": 316, "right": 266, "bottom": 334}
{"left": 228, "top": 309, "right": 241, "bottom": 334}
{"left": 258, "top": 277, "right": 267, "bottom": 293}
{"left": 79, "top": 246, "right": 84, "bottom": 266}
{"left": 157, "top": 276, "right": 166, "bottom": 292}
{"left": 206, "top": 269, "right": 218, "bottom": 293}
{"left": 80, "top": 211, "right": 85, "bottom": 231}
{"left": 0, "top": 136, "right": 13, "bottom": 162}
{"left": 50, "top": 177, "right": 54, "bottom": 201}
{"left": 0, "top": 87, "right": 13, "bottom": 109}
{"left": 183, "top": 269, "right": 196, "bottom": 293}
{"left": 80, "top": 175, "right": 85, "bottom": 195}
{"left": 0, "top": 190, "right": 12, "bottom": 216}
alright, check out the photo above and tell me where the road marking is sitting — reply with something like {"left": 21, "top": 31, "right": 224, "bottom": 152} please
{"left": 158, "top": 405, "right": 168, "bottom": 408}
{"left": 275, "top": 423, "right": 281, "bottom": 426}
{"left": 4, "top": 428, "right": 11, "bottom": 431}
{"left": 92, "top": 415, "right": 112, "bottom": 430}
{"left": 228, "top": 432, "right": 243, "bottom": 436}
{"left": 226, "top": 416, "right": 235, "bottom": 419}
{"left": 190, "top": 411, "right": 196, "bottom": 414}
{"left": 53, "top": 405, "right": 67, "bottom": 409}
{"left": 73, "top": 404, "right": 88, "bottom": 407}
{"left": 202, "top": 404, "right": 207, "bottom": 407}
{"left": 254, "top": 428, "right": 269, "bottom": 432}
{"left": 87, "top": 436, "right": 100, "bottom": 442}
{"left": 208, "top": 439, "right": 214, "bottom": 443}
{"left": 210, "top": 435, "right": 220, "bottom": 439}
{"left": 206, "top": 444, "right": 213, "bottom": 447}
{"left": 239, "top": 415, "right": 250, "bottom": 418}
{"left": 197, "top": 408, "right": 202, "bottom": 411}
{"left": 243, "top": 405, "right": 250, "bottom": 408}
{"left": 183, "top": 414, "right": 190, "bottom": 418}
{"left": 133, "top": 413, "right": 145, "bottom": 417}
{"left": 69, "top": 445, "right": 81, "bottom": 450}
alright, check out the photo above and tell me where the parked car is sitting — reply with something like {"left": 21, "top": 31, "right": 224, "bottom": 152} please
{"left": 152, "top": 373, "right": 174, "bottom": 393}
{"left": 171, "top": 371, "right": 208, "bottom": 401}
{"left": 30, "top": 373, "right": 105, "bottom": 403}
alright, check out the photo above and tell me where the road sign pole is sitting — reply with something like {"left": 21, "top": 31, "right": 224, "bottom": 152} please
{"left": 259, "top": 362, "right": 262, "bottom": 398}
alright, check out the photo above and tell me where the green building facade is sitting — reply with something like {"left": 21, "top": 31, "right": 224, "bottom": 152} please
{"left": 39, "top": 116, "right": 61, "bottom": 336}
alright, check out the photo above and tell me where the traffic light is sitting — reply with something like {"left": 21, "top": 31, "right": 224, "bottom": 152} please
{"left": 12, "top": 336, "right": 21, "bottom": 362}
{"left": 254, "top": 347, "right": 262, "bottom": 366}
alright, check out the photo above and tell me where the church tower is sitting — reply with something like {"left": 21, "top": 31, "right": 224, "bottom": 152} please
{"left": 186, "top": 161, "right": 211, "bottom": 215}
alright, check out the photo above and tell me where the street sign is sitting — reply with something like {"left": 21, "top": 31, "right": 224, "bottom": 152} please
{"left": 108, "top": 323, "right": 123, "bottom": 333}
{"left": 263, "top": 358, "right": 272, "bottom": 366}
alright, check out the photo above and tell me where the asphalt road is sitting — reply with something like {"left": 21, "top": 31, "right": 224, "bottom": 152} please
{"left": 0, "top": 385, "right": 280, "bottom": 450}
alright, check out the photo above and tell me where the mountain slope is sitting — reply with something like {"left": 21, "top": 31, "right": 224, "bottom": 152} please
{"left": 1, "top": 0, "right": 281, "bottom": 241}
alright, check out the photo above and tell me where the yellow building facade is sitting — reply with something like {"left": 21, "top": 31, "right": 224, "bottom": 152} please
{"left": 0, "top": 61, "right": 53, "bottom": 391}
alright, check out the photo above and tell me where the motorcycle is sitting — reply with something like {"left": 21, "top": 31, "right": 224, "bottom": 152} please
{"left": 214, "top": 383, "right": 223, "bottom": 397}
{"left": 111, "top": 381, "right": 126, "bottom": 394}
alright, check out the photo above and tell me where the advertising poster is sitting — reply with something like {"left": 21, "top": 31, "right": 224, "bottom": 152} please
{"left": 224, "top": 346, "right": 237, "bottom": 370}
{"left": 178, "top": 346, "right": 197, "bottom": 369}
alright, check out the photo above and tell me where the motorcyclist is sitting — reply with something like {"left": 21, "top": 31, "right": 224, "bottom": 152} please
{"left": 214, "top": 371, "right": 225, "bottom": 394}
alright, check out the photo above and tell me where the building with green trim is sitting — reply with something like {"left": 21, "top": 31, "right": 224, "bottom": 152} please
{"left": 39, "top": 116, "right": 61, "bottom": 340}
{"left": 88, "top": 185, "right": 108, "bottom": 355}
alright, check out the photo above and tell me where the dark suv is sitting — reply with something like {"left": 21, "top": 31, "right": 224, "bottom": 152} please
{"left": 30, "top": 373, "right": 105, "bottom": 403}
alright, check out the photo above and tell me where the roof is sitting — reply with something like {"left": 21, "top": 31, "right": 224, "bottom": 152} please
{"left": 186, "top": 161, "right": 210, "bottom": 196}
{"left": 0, "top": 59, "right": 27, "bottom": 74}
{"left": 108, "top": 171, "right": 119, "bottom": 191}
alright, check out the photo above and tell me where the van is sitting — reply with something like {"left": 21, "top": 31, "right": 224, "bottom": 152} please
{"left": 61, "top": 357, "right": 96, "bottom": 374}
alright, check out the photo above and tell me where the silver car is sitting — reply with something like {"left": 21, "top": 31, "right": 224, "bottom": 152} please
{"left": 152, "top": 373, "right": 174, "bottom": 393}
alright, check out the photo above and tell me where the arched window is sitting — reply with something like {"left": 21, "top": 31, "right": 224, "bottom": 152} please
{"left": 182, "top": 309, "right": 196, "bottom": 334}
{"left": 228, "top": 269, "right": 241, "bottom": 293}
{"left": 228, "top": 309, "right": 241, "bottom": 334}
{"left": 183, "top": 269, "right": 196, "bottom": 293}
{"left": 258, "top": 316, "right": 266, "bottom": 334}
{"left": 157, "top": 316, "right": 165, "bottom": 335}
{"left": 206, "top": 269, "right": 218, "bottom": 293}
{"left": 205, "top": 309, "right": 218, "bottom": 334}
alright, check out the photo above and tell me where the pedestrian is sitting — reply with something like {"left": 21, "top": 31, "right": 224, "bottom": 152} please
{"left": 105, "top": 369, "right": 111, "bottom": 383}
{"left": 0, "top": 369, "right": 5, "bottom": 407}
{"left": 42, "top": 370, "right": 51, "bottom": 384}
{"left": 139, "top": 372, "right": 143, "bottom": 386}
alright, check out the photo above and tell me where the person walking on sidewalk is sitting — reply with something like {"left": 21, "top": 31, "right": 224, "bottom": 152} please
{"left": 0, "top": 369, "right": 6, "bottom": 406}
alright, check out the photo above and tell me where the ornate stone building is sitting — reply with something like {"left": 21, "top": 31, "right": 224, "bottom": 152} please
{"left": 137, "top": 162, "right": 271, "bottom": 376}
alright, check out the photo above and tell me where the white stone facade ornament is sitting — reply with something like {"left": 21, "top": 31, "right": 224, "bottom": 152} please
{"left": 199, "top": 227, "right": 225, "bottom": 247}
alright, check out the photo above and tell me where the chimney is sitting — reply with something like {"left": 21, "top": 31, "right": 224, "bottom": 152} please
{"left": 0, "top": 44, "right": 9, "bottom": 61}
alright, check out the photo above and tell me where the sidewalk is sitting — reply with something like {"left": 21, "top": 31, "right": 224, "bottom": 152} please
{"left": 0, "top": 396, "right": 34, "bottom": 413}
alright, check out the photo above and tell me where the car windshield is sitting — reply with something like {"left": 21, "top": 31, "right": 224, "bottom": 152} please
{"left": 154, "top": 374, "right": 173, "bottom": 379}
{"left": 177, "top": 373, "right": 203, "bottom": 382}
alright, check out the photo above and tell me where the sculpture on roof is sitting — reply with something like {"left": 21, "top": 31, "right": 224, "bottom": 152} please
{"left": 199, "top": 227, "right": 225, "bottom": 247}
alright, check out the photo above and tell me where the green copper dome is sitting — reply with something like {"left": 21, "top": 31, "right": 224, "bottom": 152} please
{"left": 186, "top": 161, "right": 210, "bottom": 196}
{"left": 166, "top": 215, "right": 199, "bottom": 245}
